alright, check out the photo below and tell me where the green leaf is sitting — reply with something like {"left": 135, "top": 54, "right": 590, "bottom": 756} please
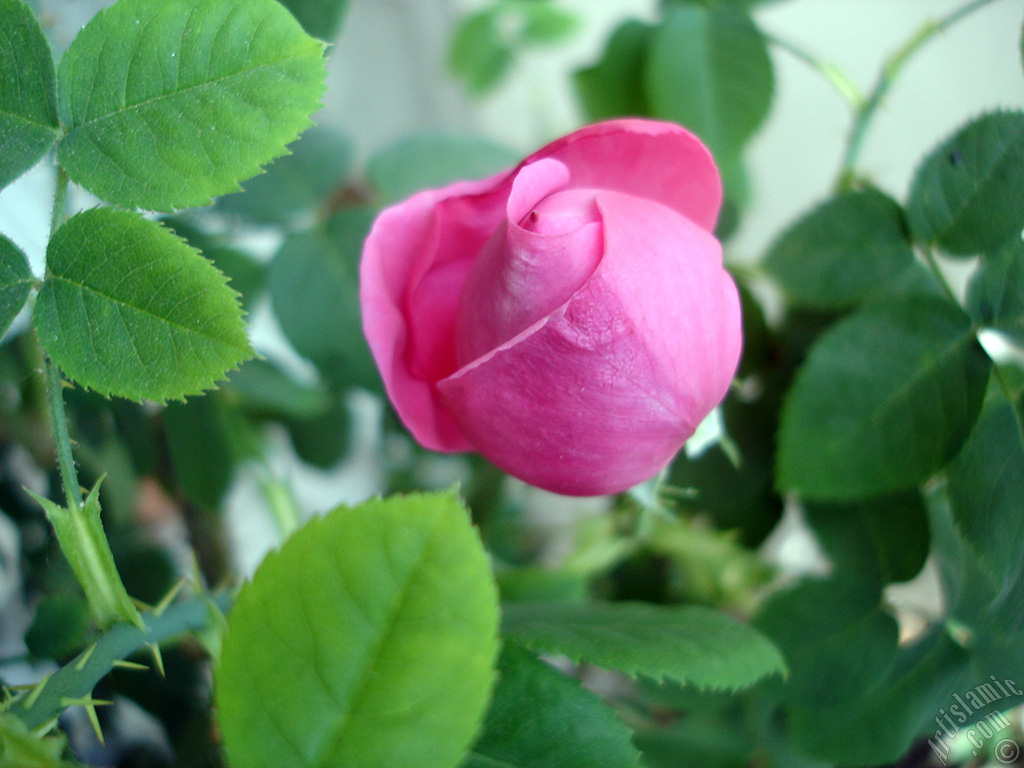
{"left": 755, "top": 578, "right": 898, "bottom": 706}
{"left": 164, "top": 393, "right": 237, "bottom": 511}
{"left": 34, "top": 208, "right": 252, "bottom": 402}
{"left": 0, "top": 234, "right": 33, "bottom": 338}
{"left": 518, "top": 2, "right": 578, "bottom": 45}
{"left": 0, "top": 0, "right": 59, "bottom": 190}
{"left": 24, "top": 594, "right": 91, "bottom": 660}
{"left": 574, "top": 20, "right": 654, "bottom": 120}
{"left": 502, "top": 601, "right": 785, "bottom": 690}
{"left": 464, "top": 644, "right": 642, "bottom": 768}
{"left": 803, "top": 491, "right": 929, "bottom": 589}
{"left": 644, "top": 4, "right": 773, "bottom": 159}
{"left": 216, "top": 492, "right": 500, "bottom": 768}
{"left": 269, "top": 209, "right": 378, "bottom": 389}
{"left": 217, "top": 126, "right": 353, "bottom": 225}
{"left": 56, "top": 0, "right": 326, "bottom": 211}
{"left": 787, "top": 629, "right": 971, "bottom": 766}
{"left": 0, "top": 713, "right": 74, "bottom": 768}
{"left": 764, "top": 190, "right": 915, "bottom": 310}
{"left": 448, "top": 9, "right": 513, "bottom": 96}
{"left": 367, "top": 133, "right": 519, "bottom": 203}
{"left": 227, "top": 359, "right": 330, "bottom": 420}
{"left": 776, "top": 297, "right": 991, "bottom": 500}
{"left": 948, "top": 390, "right": 1024, "bottom": 584}
{"left": 967, "top": 237, "right": 1024, "bottom": 348}
{"left": 906, "top": 110, "right": 1024, "bottom": 256}
{"left": 276, "top": 0, "right": 348, "bottom": 40}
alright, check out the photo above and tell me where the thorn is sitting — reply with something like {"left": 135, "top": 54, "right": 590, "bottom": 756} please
{"left": 23, "top": 673, "right": 52, "bottom": 709}
{"left": 75, "top": 642, "right": 97, "bottom": 671}
{"left": 153, "top": 578, "right": 187, "bottom": 617}
{"left": 59, "top": 696, "right": 112, "bottom": 746}
{"left": 130, "top": 597, "right": 153, "bottom": 612}
{"left": 31, "top": 716, "right": 59, "bottom": 738}
{"left": 145, "top": 642, "right": 165, "bottom": 677}
{"left": 111, "top": 659, "right": 149, "bottom": 671}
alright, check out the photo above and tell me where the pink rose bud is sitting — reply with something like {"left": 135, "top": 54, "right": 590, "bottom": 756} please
{"left": 360, "top": 119, "right": 742, "bottom": 496}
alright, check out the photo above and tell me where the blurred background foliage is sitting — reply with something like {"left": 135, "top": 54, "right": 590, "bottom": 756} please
{"left": 1, "top": 0, "right": 1023, "bottom": 766}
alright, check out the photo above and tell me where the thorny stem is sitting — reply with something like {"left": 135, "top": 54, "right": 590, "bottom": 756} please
{"left": 765, "top": 34, "right": 864, "bottom": 109}
{"left": 836, "top": 0, "right": 1004, "bottom": 189}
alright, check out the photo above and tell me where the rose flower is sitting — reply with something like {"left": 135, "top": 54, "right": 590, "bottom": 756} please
{"left": 360, "top": 119, "right": 742, "bottom": 496}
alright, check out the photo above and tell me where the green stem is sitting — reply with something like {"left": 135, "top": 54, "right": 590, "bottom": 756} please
{"left": 920, "top": 246, "right": 960, "bottom": 307}
{"left": 766, "top": 34, "right": 864, "bottom": 109}
{"left": 7, "top": 592, "right": 232, "bottom": 731}
{"left": 836, "top": 0, "right": 1003, "bottom": 189}
{"left": 44, "top": 355, "right": 81, "bottom": 510}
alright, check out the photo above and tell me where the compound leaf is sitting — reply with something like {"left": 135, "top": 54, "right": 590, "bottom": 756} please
{"left": 0, "top": 0, "right": 59, "bottom": 189}
{"left": 502, "top": 601, "right": 785, "bottom": 690}
{"left": 0, "top": 233, "right": 33, "bottom": 338}
{"left": 56, "top": 0, "right": 326, "bottom": 211}
{"left": 35, "top": 208, "right": 251, "bottom": 401}
{"left": 967, "top": 237, "right": 1024, "bottom": 349}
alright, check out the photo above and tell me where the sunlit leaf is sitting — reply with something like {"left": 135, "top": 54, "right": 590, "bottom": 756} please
{"left": 216, "top": 492, "right": 500, "bottom": 768}
{"left": 906, "top": 110, "right": 1024, "bottom": 256}
{"left": 56, "top": 0, "right": 326, "bottom": 211}
{"left": 0, "top": 0, "right": 59, "bottom": 189}
{"left": 776, "top": 297, "right": 991, "bottom": 499}
{"left": 35, "top": 209, "right": 251, "bottom": 401}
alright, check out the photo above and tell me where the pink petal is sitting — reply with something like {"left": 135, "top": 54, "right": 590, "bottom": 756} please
{"left": 523, "top": 119, "right": 722, "bottom": 233}
{"left": 437, "top": 191, "right": 740, "bottom": 496}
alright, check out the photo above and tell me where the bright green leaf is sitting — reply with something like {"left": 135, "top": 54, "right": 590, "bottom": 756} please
{"left": 804, "top": 491, "right": 929, "bottom": 589}
{"left": 269, "top": 209, "right": 378, "bottom": 389}
{"left": 574, "top": 20, "right": 654, "bottom": 121}
{"left": 0, "top": 713, "right": 74, "bottom": 768}
{"left": 776, "top": 297, "right": 991, "bottom": 500}
{"left": 0, "top": 234, "right": 33, "bottom": 338}
{"left": 644, "top": 4, "right": 773, "bottom": 159}
{"left": 367, "top": 133, "right": 519, "bottom": 203}
{"left": 518, "top": 3, "right": 578, "bottom": 45}
{"left": 35, "top": 208, "right": 252, "bottom": 402}
{"left": 764, "top": 190, "right": 915, "bottom": 310}
{"left": 967, "top": 237, "right": 1024, "bottom": 348}
{"left": 906, "top": 110, "right": 1024, "bottom": 256}
{"left": 448, "top": 9, "right": 513, "bottom": 96}
{"left": 216, "top": 492, "right": 500, "bottom": 768}
{"left": 502, "top": 601, "right": 785, "bottom": 690}
{"left": 56, "top": 0, "right": 326, "bottom": 211}
{"left": 217, "top": 126, "right": 353, "bottom": 225}
{"left": 0, "top": 0, "right": 59, "bottom": 189}
{"left": 276, "top": 0, "right": 349, "bottom": 41}
{"left": 948, "top": 391, "right": 1024, "bottom": 584}
{"left": 464, "top": 644, "right": 642, "bottom": 768}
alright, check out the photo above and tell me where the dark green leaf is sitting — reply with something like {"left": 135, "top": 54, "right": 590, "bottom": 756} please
{"left": 787, "top": 630, "right": 971, "bottom": 766}
{"left": 764, "top": 190, "right": 915, "bottom": 310}
{"left": 24, "top": 595, "right": 91, "bottom": 660}
{"left": 217, "top": 126, "right": 353, "bottom": 225}
{"left": 367, "top": 133, "right": 519, "bottom": 203}
{"left": 269, "top": 209, "right": 378, "bottom": 389}
{"left": 227, "top": 359, "right": 330, "bottom": 420}
{"left": 0, "top": 0, "right": 59, "bottom": 189}
{"left": 906, "top": 110, "right": 1024, "bottom": 256}
{"left": 502, "top": 601, "right": 785, "bottom": 690}
{"left": 756, "top": 578, "right": 898, "bottom": 705}
{"left": 776, "top": 297, "right": 991, "bottom": 500}
{"left": 448, "top": 10, "right": 513, "bottom": 96}
{"left": 948, "top": 390, "right": 1024, "bottom": 583}
{"left": 804, "top": 491, "right": 929, "bottom": 589}
{"left": 574, "top": 20, "right": 653, "bottom": 120}
{"left": 285, "top": 395, "right": 351, "bottom": 468}
{"left": 56, "top": 0, "right": 326, "bottom": 211}
{"left": 967, "top": 237, "right": 1024, "bottom": 348}
{"left": 0, "top": 233, "right": 33, "bottom": 338}
{"left": 464, "top": 644, "right": 642, "bottom": 768}
{"left": 644, "top": 4, "right": 773, "bottom": 159}
{"left": 35, "top": 209, "right": 252, "bottom": 402}
{"left": 276, "top": 0, "right": 348, "bottom": 40}
{"left": 216, "top": 492, "right": 500, "bottom": 768}
{"left": 164, "top": 393, "right": 236, "bottom": 511}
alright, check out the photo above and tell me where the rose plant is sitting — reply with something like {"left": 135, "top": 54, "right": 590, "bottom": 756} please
{"left": 361, "top": 119, "right": 742, "bottom": 495}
